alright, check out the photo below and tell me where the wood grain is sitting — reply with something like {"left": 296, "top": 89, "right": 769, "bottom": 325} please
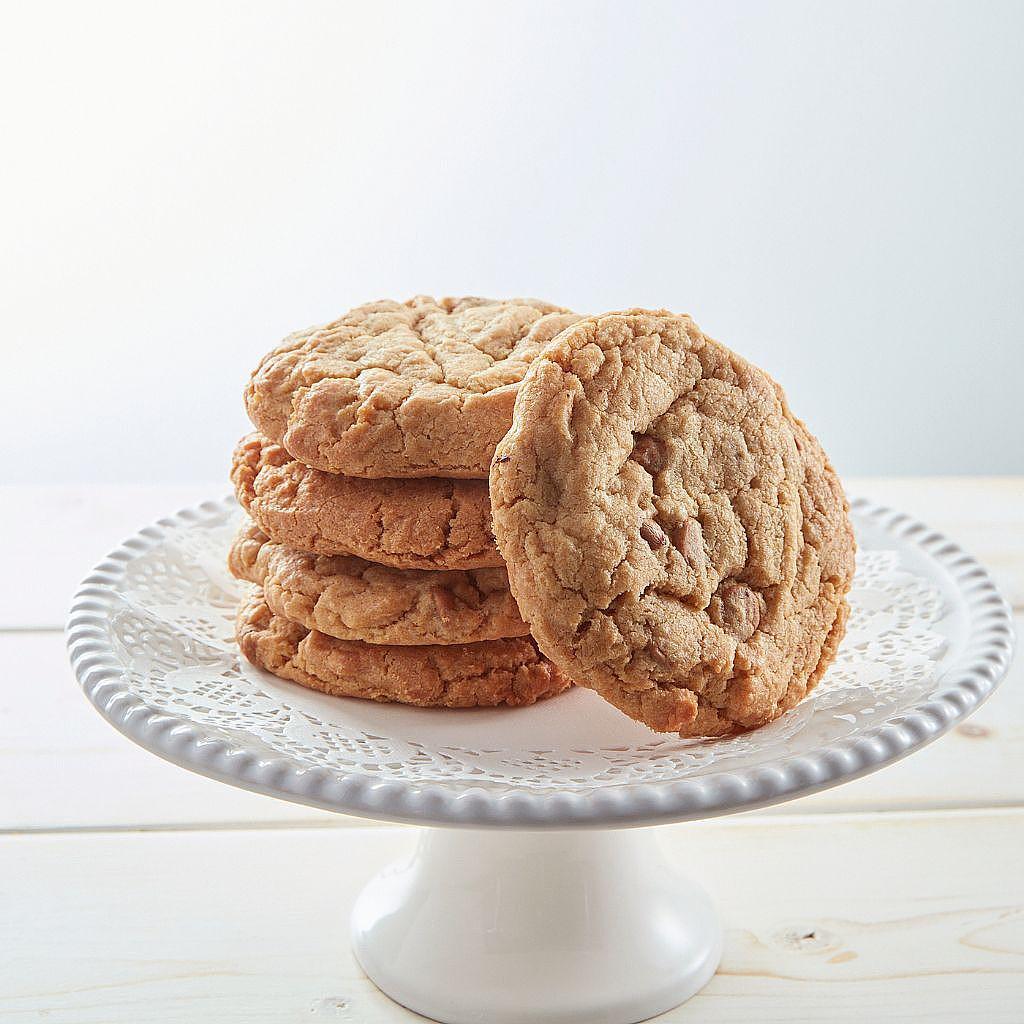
{"left": 2, "top": 811, "right": 1021, "bottom": 1022}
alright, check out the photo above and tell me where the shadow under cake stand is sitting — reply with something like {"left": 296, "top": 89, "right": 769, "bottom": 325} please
{"left": 67, "top": 496, "right": 1014, "bottom": 1024}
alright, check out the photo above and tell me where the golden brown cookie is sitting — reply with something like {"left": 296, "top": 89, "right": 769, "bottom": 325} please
{"left": 231, "top": 433, "right": 502, "bottom": 569}
{"left": 245, "top": 296, "right": 582, "bottom": 479}
{"left": 236, "top": 589, "right": 571, "bottom": 707}
{"left": 228, "top": 520, "right": 528, "bottom": 646}
{"left": 490, "top": 309, "right": 855, "bottom": 737}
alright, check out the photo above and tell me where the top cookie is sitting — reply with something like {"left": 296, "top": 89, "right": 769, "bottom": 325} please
{"left": 246, "top": 296, "right": 582, "bottom": 479}
{"left": 490, "top": 310, "right": 855, "bottom": 737}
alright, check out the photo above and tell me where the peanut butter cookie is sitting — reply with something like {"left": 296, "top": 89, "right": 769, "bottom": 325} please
{"left": 229, "top": 520, "right": 527, "bottom": 646}
{"left": 231, "top": 433, "right": 502, "bottom": 569}
{"left": 490, "top": 309, "right": 855, "bottom": 737}
{"left": 245, "top": 296, "right": 582, "bottom": 479}
{"left": 236, "top": 589, "right": 570, "bottom": 707}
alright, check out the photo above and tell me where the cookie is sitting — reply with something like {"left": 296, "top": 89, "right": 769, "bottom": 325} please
{"left": 228, "top": 520, "right": 527, "bottom": 646}
{"left": 236, "top": 589, "right": 571, "bottom": 707}
{"left": 245, "top": 296, "right": 582, "bottom": 479}
{"left": 232, "top": 433, "right": 502, "bottom": 569}
{"left": 490, "top": 309, "right": 855, "bottom": 737}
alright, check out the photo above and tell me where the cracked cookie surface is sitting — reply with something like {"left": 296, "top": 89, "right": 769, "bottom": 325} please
{"left": 236, "top": 589, "right": 570, "bottom": 707}
{"left": 232, "top": 433, "right": 502, "bottom": 569}
{"left": 490, "top": 309, "right": 855, "bottom": 737}
{"left": 229, "top": 519, "right": 527, "bottom": 646}
{"left": 245, "top": 296, "right": 582, "bottom": 478}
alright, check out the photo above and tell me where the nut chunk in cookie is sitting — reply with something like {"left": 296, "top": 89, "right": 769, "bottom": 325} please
{"left": 245, "top": 296, "right": 582, "bottom": 479}
{"left": 490, "top": 309, "right": 855, "bottom": 737}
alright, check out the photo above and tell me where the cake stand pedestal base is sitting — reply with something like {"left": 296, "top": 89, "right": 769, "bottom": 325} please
{"left": 351, "top": 826, "right": 722, "bottom": 1024}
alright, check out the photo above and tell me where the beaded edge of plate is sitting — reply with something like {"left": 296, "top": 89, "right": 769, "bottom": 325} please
{"left": 66, "top": 495, "right": 1015, "bottom": 829}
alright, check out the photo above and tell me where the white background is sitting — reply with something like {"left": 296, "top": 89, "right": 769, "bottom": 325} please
{"left": 2, "top": 0, "right": 1021, "bottom": 484}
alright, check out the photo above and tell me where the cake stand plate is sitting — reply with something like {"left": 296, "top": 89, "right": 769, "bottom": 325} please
{"left": 67, "top": 497, "right": 1014, "bottom": 1024}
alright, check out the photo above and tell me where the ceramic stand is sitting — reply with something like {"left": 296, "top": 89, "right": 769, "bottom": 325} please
{"left": 69, "top": 496, "right": 1014, "bottom": 1024}
{"left": 351, "top": 826, "right": 722, "bottom": 1024}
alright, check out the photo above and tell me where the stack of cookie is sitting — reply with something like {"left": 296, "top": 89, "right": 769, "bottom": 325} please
{"left": 229, "top": 296, "right": 582, "bottom": 708}
{"left": 230, "top": 297, "right": 856, "bottom": 738}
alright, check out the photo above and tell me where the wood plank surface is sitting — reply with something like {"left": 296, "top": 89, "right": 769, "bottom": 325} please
{"left": 2, "top": 811, "right": 1021, "bottom": 1022}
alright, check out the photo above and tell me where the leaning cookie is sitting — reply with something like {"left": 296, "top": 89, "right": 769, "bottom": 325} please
{"left": 229, "top": 520, "right": 528, "bottom": 646}
{"left": 490, "top": 309, "right": 855, "bottom": 737}
{"left": 245, "top": 296, "right": 582, "bottom": 479}
{"left": 236, "top": 590, "right": 571, "bottom": 708}
{"left": 232, "top": 433, "right": 503, "bottom": 569}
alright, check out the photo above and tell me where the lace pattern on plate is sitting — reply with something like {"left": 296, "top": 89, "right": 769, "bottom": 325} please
{"left": 105, "top": 507, "right": 948, "bottom": 791}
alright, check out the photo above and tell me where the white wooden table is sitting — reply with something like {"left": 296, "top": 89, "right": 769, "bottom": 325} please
{"left": 2, "top": 478, "right": 1021, "bottom": 1022}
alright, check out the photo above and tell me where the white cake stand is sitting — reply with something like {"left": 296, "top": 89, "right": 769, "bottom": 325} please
{"left": 67, "top": 496, "right": 1014, "bottom": 1024}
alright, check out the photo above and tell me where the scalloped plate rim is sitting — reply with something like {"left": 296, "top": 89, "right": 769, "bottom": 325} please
{"left": 66, "top": 494, "right": 1015, "bottom": 829}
